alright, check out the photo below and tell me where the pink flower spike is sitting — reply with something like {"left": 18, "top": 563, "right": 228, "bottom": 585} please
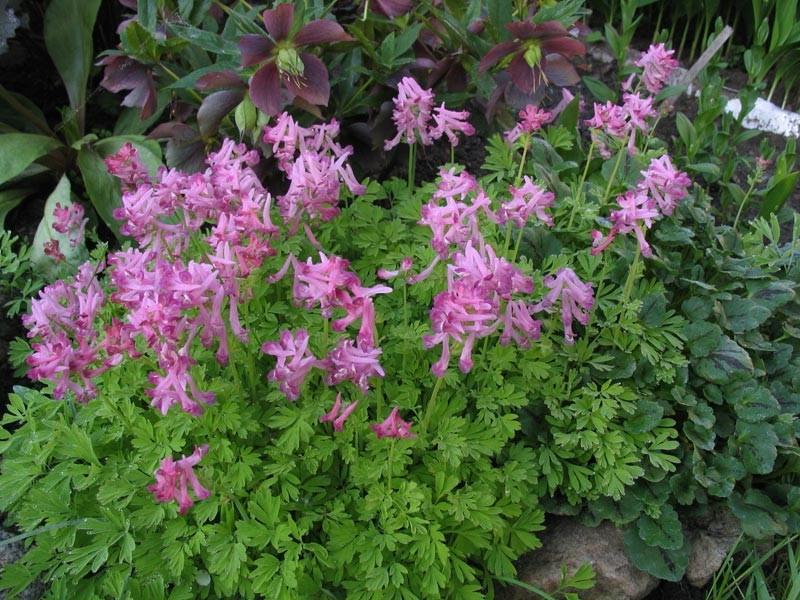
{"left": 431, "top": 103, "right": 475, "bottom": 146}
{"left": 621, "top": 93, "right": 656, "bottom": 133}
{"left": 105, "top": 142, "right": 150, "bottom": 192}
{"left": 384, "top": 77, "right": 436, "bottom": 150}
{"left": 322, "top": 338, "right": 385, "bottom": 394}
{"left": 148, "top": 444, "right": 210, "bottom": 514}
{"left": 599, "top": 190, "right": 661, "bottom": 257}
{"left": 499, "top": 177, "right": 555, "bottom": 228}
{"left": 371, "top": 407, "right": 415, "bottom": 439}
{"left": 635, "top": 43, "right": 679, "bottom": 94}
{"left": 261, "top": 329, "right": 319, "bottom": 400}
{"left": 320, "top": 393, "right": 359, "bottom": 432}
{"left": 504, "top": 104, "right": 553, "bottom": 144}
{"left": 378, "top": 257, "right": 413, "bottom": 280}
{"left": 532, "top": 268, "right": 594, "bottom": 344}
{"left": 637, "top": 155, "right": 691, "bottom": 216}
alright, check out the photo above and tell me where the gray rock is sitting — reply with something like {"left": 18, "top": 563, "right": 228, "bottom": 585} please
{"left": 0, "top": 528, "right": 43, "bottom": 600}
{"left": 685, "top": 507, "right": 741, "bottom": 588}
{"left": 510, "top": 518, "right": 658, "bottom": 600}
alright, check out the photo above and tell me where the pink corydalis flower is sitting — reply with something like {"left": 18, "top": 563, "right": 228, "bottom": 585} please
{"left": 378, "top": 257, "right": 413, "bottom": 280}
{"left": 499, "top": 177, "right": 555, "bottom": 228}
{"left": 532, "top": 268, "right": 594, "bottom": 344}
{"left": 104, "top": 142, "right": 150, "bottom": 192}
{"left": 505, "top": 104, "right": 553, "bottom": 143}
{"left": 148, "top": 445, "right": 210, "bottom": 514}
{"left": 635, "top": 43, "right": 679, "bottom": 94}
{"left": 261, "top": 329, "right": 319, "bottom": 400}
{"left": 322, "top": 337, "right": 385, "bottom": 393}
{"left": 320, "top": 393, "right": 359, "bottom": 432}
{"left": 621, "top": 93, "right": 656, "bottom": 132}
{"left": 431, "top": 103, "right": 475, "bottom": 146}
{"left": 371, "top": 407, "right": 415, "bottom": 439}
{"left": 637, "top": 155, "right": 691, "bottom": 216}
{"left": 385, "top": 77, "right": 436, "bottom": 150}
{"left": 591, "top": 191, "right": 660, "bottom": 258}
{"left": 52, "top": 202, "right": 87, "bottom": 248}
{"left": 43, "top": 240, "right": 64, "bottom": 262}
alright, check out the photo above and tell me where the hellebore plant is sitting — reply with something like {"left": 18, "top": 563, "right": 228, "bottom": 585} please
{"left": 239, "top": 2, "right": 353, "bottom": 115}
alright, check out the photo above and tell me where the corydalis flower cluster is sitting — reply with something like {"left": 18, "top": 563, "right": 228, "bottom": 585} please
{"left": 149, "top": 445, "right": 210, "bottom": 514}
{"left": 384, "top": 77, "right": 475, "bottom": 150}
{"left": 592, "top": 155, "right": 691, "bottom": 257}
{"left": 632, "top": 43, "right": 679, "bottom": 95}
{"left": 585, "top": 93, "right": 657, "bottom": 157}
{"left": 262, "top": 113, "right": 366, "bottom": 232}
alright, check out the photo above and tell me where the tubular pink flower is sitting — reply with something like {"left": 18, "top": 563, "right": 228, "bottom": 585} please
{"left": 592, "top": 191, "right": 660, "bottom": 257}
{"left": 104, "top": 142, "right": 150, "bottom": 192}
{"left": 320, "top": 393, "right": 359, "bottom": 432}
{"left": 532, "top": 268, "right": 594, "bottom": 344}
{"left": 637, "top": 155, "right": 691, "bottom": 216}
{"left": 371, "top": 407, "right": 415, "bottom": 439}
{"left": 261, "top": 329, "right": 319, "bottom": 401}
{"left": 322, "top": 338, "right": 385, "bottom": 394}
{"left": 505, "top": 104, "right": 552, "bottom": 143}
{"left": 635, "top": 43, "right": 679, "bottom": 94}
{"left": 53, "top": 202, "right": 88, "bottom": 248}
{"left": 384, "top": 77, "right": 436, "bottom": 150}
{"left": 148, "top": 445, "right": 210, "bottom": 514}
{"left": 431, "top": 103, "right": 475, "bottom": 146}
{"left": 378, "top": 257, "right": 413, "bottom": 280}
{"left": 621, "top": 93, "right": 656, "bottom": 133}
{"left": 499, "top": 177, "right": 555, "bottom": 228}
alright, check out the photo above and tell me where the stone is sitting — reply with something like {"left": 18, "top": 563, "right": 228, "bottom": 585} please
{"left": 509, "top": 518, "right": 658, "bottom": 600}
{"left": 0, "top": 528, "right": 44, "bottom": 599}
{"left": 685, "top": 507, "right": 741, "bottom": 588}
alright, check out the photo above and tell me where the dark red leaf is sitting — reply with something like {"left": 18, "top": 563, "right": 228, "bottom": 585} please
{"left": 542, "top": 54, "right": 580, "bottom": 86}
{"left": 99, "top": 56, "right": 157, "bottom": 119}
{"left": 148, "top": 121, "right": 195, "bottom": 140}
{"left": 507, "top": 21, "right": 537, "bottom": 40}
{"left": 196, "top": 70, "right": 245, "bottom": 92}
{"left": 528, "top": 21, "right": 569, "bottom": 39}
{"left": 541, "top": 36, "right": 586, "bottom": 58}
{"left": 373, "top": 0, "right": 414, "bottom": 17}
{"left": 262, "top": 3, "right": 293, "bottom": 41}
{"left": 285, "top": 53, "right": 330, "bottom": 107}
{"left": 238, "top": 34, "right": 274, "bottom": 67}
{"left": 197, "top": 89, "right": 245, "bottom": 137}
{"left": 249, "top": 62, "right": 283, "bottom": 116}
{"left": 294, "top": 19, "right": 353, "bottom": 47}
{"left": 478, "top": 41, "right": 520, "bottom": 72}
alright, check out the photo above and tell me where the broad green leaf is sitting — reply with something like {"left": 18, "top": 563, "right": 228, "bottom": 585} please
{"left": 682, "top": 322, "right": 722, "bottom": 358}
{"left": 626, "top": 400, "right": 663, "bottom": 434}
{"left": 722, "top": 298, "right": 771, "bottom": 333}
{"left": 694, "top": 337, "right": 753, "bottom": 384}
{"left": 623, "top": 527, "right": 689, "bottom": 581}
{"left": 735, "top": 421, "right": 778, "bottom": 475}
{"left": 0, "top": 188, "right": 34, "bottom": 228}
{"left": 43, "top": 0, "right": 102, "bottom": 132}
{"left": 582, "top": 76, "right": 616, "bottom": 103}
{"left": 30, "top": 175, "right": 88, "bottom": 276}
{"left": 693, "top": 455, "right": 746, "bottom": 497}
{"left": 749, "top": 280, "right": 796, "bottom": 311}
{"left": 636, "top": 505, "right": 684, "bottom": 550}
{"left": 0, "top": 133, "right": 61, "bottom": 186}
{"left": 729, "top": 490, "right": 788, "bottom": 539}
{"left": 138, "top": 0, "right": 159, "bottom": 32}
{"left": 730, "top": 386, "right": 780, "bottom": 423}
{"left": 681, "top": 296, "right": 713, "bottom": 320}
{"left": 488, "top": 0, "right": 513, "bottom": 39}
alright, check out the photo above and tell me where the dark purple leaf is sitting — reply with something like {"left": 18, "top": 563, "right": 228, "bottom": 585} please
{"left": 373, "top": 0, "right": 414, "bottom": 17}
{"left": 507, "top": 21, "right": 538, "bottom": 40}
{"left": 99, "top": 55, "right": 157, "bottom": 119}
{"left": 294, "top": 19, "right": 353, "bottom": 47}
{"left": 262, "top": 3, "right": 293, "bottom": 41}
{"left": 528, "top": 21, "right": 569, "bottom": 39}
{"left": 286, "top": 53, "right": 330, "bottom": 107}
{"left": 196, "top": 70, "right": 246, "bottom": 92}
{"left": 478, "top": 41, "right": 520, "bottom": 72}
{"left": 249, "top": 62, "right": 283, "bottom": 116}
{"left": 541, "top": 36, "right": 586, "bottom": 58}
{"left": 148, "top": 121, "right": 195, "bottom": 140}
{"left": 542, "top": 54, "right": 580, "bottom": 86}
{"left": 197, "top": 89, "right": 245, "bottom": 137}
{"left": 239, "top": 34, "right": 274, "bottom": 67}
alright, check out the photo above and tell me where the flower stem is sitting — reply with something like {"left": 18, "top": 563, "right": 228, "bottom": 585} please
{"left": 732, "top": 178, "right": 758, "bottom": 232}
{"left": 622, "top": 246, "right": 642, "bottom": 303}
{"left": 420, "top": 376, "right": 444, "bottom": 437}
{"left": 601, "top": 145, "right": 626, "bottom": 206}
{"left": 323, "top": 317, "right": 329, "bottom": 349}
{"left": 450, "top": 144, "right": 455, "bottom": 165}
{"left": 502, "top": 224, "right": 513, "bottom": 258}
{"left": 515, "top": 134, "right": 531, "bottom": 186}
{"left": 407, "top": 143, "right": 416, "bottom": 189}
{"left": 568, "top": 140, "right": 595, "bottom": 229}
{"left": 387, "top": 439, "right": 395, "bottom": 490}
{"left": 511, "top": 226, "right": 525, "bottom": 262}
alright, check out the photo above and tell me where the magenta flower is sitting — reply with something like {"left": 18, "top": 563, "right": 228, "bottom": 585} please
{"left": 532, "top": 268, "right": 594, "bottom": 344}
{"left": 53, "top": 202, "right": 87, "bottom": 248}
{"left": 505, "top": 104, "right": 553, "bottom": 143}
{"left": 371, "top": 407, "right": 415, "bottom": 439}
{"left": 384, "top": 77, "right": 437, "bottom": 150}
{"left": 322, "top": 338, "right": 385, "bottom": 394}
{"left": 637, "top": 155, "right": 691, "bottom": 216}
{"left": 261, "top": 329, "right": 320, "bottom": 400}
{"left": 238, "top": 3, "right": 352, "bottom": 115}
{"left": 591, "top": 191, "right": 660, "bottom": 257}
{"left": 635, "top": 43, "right": 679, "bottom": 94}
{"left": 499, "top": 177, "right": 556, "bottom": 228}
{"left": 148, "top": 445, "right": 210, "bottom": 514}
{"left": 431, "top": 103, "right": 475, "bottom": 146}
{"left": 621, "top": 93, "right": 657, "bottom": 132}
{"left": 104, "top": 142, "right": 150, "bottom": 192}
{"left": 378, "top": 257, "right": 413, "bottom": 280}
{"left": 478, "top": 21, "right": 585, "bottom": 94}
{"left": 147, "top": 346, "right": 216, "bottom": 416}
{"left": 320, "top": 393, "right": 359, "bottom": 432}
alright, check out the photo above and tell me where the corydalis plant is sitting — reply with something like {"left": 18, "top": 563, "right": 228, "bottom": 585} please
{"left": 239, "top": 3, "right": 353, "bottom": 115}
